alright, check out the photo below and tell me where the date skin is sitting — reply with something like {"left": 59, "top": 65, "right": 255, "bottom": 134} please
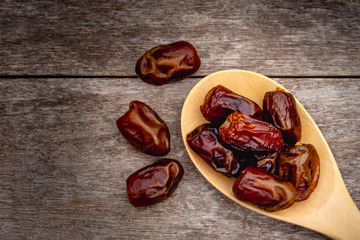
{"left": 253, "top": 152, "right": 278, "bottom": 174}
{"left": 126, "top": 158, "right": 184, "bottom": 207}
{"left": 263, "top": 88, "right": 301, "bottom": 146}
{"left": 116, "top": 101, "right": 170, "bottom": 156}
{"left": 135, "top": 41, "right": 201, "bottom": 85}
{"left": 200, "top": 85, "right": 262, "bottom": 125}
{"left": 219, "top": 112, "right": 283, "bottom": 152}
{"left": 187, "top": 124, "right": 248, "bottom": 177}
{"left": 233, "top": 166, "right": 297, "bottom": 211}
{"left": 278, "top": 144, "right": 320, "bottom": 201}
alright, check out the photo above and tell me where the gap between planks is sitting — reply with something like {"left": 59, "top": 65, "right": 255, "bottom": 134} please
{"left": 0, "top": 75, "right": 360, "bottom": 79}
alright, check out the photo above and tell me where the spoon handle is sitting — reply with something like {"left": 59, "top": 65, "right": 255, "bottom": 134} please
{"left": 302, "top": 170, "right": 360, "bottom": 240}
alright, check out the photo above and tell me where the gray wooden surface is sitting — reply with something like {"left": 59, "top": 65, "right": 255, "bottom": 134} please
{"left": 0, "top": 1, "right": 359, "bottom": 240}
{"left": 1, "top": 0, "right": 359, "bottom": 76}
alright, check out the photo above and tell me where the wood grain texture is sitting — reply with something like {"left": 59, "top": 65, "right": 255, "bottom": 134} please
{"left": 1, "top": 0, "right": 359, "bottom": 76}
{"left": 0, "top": 77, "right": 358, "bottom": 239}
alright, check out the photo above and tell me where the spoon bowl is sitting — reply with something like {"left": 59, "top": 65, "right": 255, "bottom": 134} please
{"left": 181, "top": 70, "right": 360, "bottom": 239}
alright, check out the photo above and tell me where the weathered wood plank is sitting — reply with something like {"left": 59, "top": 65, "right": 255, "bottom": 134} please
{"left": 0, "top": 77, "right": 358, "bottom": 239}
{"left": 0, "top": 0, "right": 359, "bottom": 76}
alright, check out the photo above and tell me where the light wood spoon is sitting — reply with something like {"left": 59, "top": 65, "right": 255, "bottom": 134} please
{"left": 181, "top": 69, "right": 360, "bottom": 240}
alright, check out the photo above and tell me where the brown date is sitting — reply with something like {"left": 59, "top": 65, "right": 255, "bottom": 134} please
{"left": 187, "top": 124, "right": 249, "bottom": 177}
{"left": 219, "top": 112, "right": 284, "bottom": 152}
{"left": 278, "top": 144, "right": 320, "bottom": 201}
{"left": 253, "top": 152, "right": 278, "bottom": 174}
{"left": 263, "top": 88, "right": 301, "bottom": 146}
{"left": 126, "top": 158, "right": 184, "bottom": 207}
{"left": 200, "top": 85, "right": 262, "bottom": 125}
{"left": 232, "top": 166, "right": 297, "bottom": 211}
{"left": 135, "top": 41, "right": 201, "bottom": 85}
{"left": 116, "top": 101, "right": 170, "bottom": 156}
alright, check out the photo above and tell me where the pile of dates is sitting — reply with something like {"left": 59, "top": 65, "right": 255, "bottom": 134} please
{"left": 187, "top": 85, "right": 320, "bottom": 211}
{"left": 118, "top": 40, "right": 202, "bottom": 207}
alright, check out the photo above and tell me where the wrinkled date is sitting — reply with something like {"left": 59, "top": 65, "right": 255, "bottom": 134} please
{"left": 135, "top": 41, "right": 201, "bottom": 85}
{"left": 126, "top": 158, "right": 184, "bottom": 207}
{"left": 263, "top": 88, "right": 301, "bottom": 146}
{"left": 200, "top": 85, "right": 262, "bottom": 125}
{"left": 233, "top": 167, "right": 297, "bottom": 211}
{"left": 278, "top": 144, "right": 320, "bottom": 201}
{"left": 116, "top": 101, "right": 170, "bottom": 156}
{"left": 253, "top": 152, "right": 278, "bottom": 174}
{"left": 219, "top": 112, "right": 284, "bottom": 152}
{"left": 187, "top": 124, "right": 248, "bottom": 177}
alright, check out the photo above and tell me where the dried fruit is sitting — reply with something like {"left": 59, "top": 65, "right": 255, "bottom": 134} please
{"left": 187, "top": 124, "right": 247, "bottom": 177}
{"left": 278, "top": 144, "right": 320, "bottom": 201}
{"left": 126, "top": 158, "right": 184, "bottom": 207}
{"left": 233, "top": 167, "right": 297, "bottom": 211}
{"left": 253, "top": 152, "right": 278, "bottom": 174}
{"left": 136, "top": 41, "right": 201, "bottom": 85}
{"left": 263, "top": 88, "right": 301, "bottom": 145}
{"left": 116, "top": 101, "right": 170, "bottom": 156}
{"left": 201, "top": 85, "right": 262, "bottom": 125}
{"left": 219, "top": 112, "right": 283, "bottom": 152}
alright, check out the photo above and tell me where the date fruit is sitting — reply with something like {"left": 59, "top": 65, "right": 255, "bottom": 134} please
{"left": 219, "top": 112, "right": 283, "bottom": 152}
{"left": 233, "top": 166, "right": 297, "bottom": 211}
{"left": 116, "top": 101, "right": 170, "bottom": 156}
{"left": 200, "top": 85, "right": 262, "bottom": 125}
{"left": 278, "top": 144, "right": 320, "bottom": 201}
{"left": 187, "top": 124, "right": 246, "bottom": 177}
{"left": 126, "top": 158, "right": 184, "bottom": 207}
{"left": 253, "top": 152, "right": 278, "bottom": 174}
{"left": 135, "top": 41, "right": 201, "bottom": 85}
{"left": 263, "top": 88, "right": 301, "bottom": 145}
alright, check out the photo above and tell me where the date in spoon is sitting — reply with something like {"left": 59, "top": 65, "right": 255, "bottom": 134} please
{"left": 181, "top": 69, "right": 360, "bottom": 239}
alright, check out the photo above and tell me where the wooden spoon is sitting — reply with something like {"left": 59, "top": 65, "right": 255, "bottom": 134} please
{"left": 180, "top": 69, "right": 360, "bottom": 240}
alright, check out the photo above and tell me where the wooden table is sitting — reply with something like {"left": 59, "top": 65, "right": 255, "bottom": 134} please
{"left": 1, "top": 1, "right": 359, "bottom": 239}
